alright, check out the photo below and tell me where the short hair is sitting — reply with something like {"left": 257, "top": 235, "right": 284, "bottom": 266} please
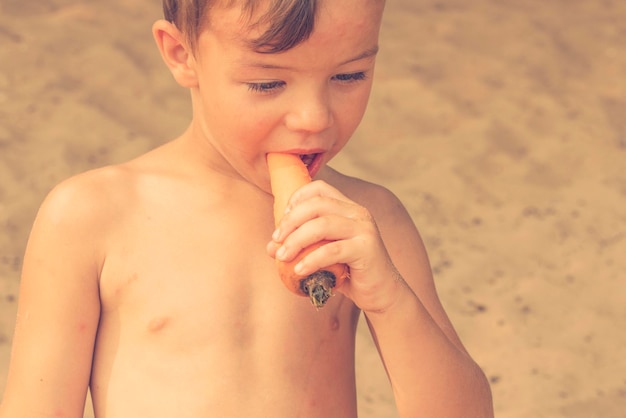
{"left": 162, "top": 0, "right": 317, "bottom": 53}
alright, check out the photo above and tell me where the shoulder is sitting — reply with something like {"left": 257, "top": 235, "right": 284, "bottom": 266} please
{"left": 322, "top": 166, "right": 429, "bottom": 279}
{"left": 36, "top": 142, "right": 183, "bottom": 235}
{"left": 321, "top": 166, "right": 410, "bottom": 226}
{"left": 19, "top": 164, "right": 141, "bottom": 278}
{"left": 35, "top": 163, "right": 138, "bottom": 237}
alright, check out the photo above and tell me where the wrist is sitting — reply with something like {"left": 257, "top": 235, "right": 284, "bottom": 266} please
{"left": 361, "top": 267, "right": 415, "bottom": 316}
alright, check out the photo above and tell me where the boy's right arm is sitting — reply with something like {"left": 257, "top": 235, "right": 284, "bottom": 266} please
{"left": 0, "top": 177, "right": 104, "bottom": 417}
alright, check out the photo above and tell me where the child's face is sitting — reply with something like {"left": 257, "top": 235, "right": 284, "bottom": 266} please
{"left": 189, "top": 0, "right": 384, "bottom": 189}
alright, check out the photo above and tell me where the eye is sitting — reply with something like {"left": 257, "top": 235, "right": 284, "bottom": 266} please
{"left": 332, "top": 72, "right": 367, "bottom": 83}
{"left": 247, "top": 80, "right": 286, "bottom": 94}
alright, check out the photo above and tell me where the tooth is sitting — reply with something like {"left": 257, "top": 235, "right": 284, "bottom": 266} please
{"left": 300, "top": 154, "right": 315, "bottom": 167}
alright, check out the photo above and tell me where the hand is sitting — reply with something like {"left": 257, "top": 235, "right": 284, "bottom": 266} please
{"left": 267, "top": 180, "right": 406, "bottom": 312}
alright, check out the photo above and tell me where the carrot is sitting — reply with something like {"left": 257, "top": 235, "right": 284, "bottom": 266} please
{"left": 267, "top": 152, "right": 350, "bottom": 308}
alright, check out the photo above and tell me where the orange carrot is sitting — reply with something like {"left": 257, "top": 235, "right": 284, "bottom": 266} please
{"left": 267, "top": 152, "right": 350, "bottom": 308}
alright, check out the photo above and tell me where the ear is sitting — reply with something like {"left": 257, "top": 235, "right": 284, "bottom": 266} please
{"left": 152, "top": 20, "right": 198, "bottom": 88}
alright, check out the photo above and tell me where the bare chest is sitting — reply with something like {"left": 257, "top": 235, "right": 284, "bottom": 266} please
{"left": 91, "top": 204, "right": 360, "bottom": 416}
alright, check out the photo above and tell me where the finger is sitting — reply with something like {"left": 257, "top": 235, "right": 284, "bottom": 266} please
{"left": 275, "top": 195, "right": 359, "bottom": 244}
{"left": 266, "top": 239, "right": 281, "bottom": 258}
{"left": 292, "top": 239, "right": 347, "bottom": 276}
{"left": 287, "top": 180, "right": 350, "bottom": 208}
{"left": 275, "top": 214, "right": 357, "bottom": 262}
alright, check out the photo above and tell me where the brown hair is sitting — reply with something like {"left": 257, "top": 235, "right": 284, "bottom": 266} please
{"left": 162, "top": 0, "right": 317, "bottom": 53}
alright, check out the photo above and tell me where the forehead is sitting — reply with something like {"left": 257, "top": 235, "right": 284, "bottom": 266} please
{"left": 205, "top": 2, "right": 267, "bottom": 44}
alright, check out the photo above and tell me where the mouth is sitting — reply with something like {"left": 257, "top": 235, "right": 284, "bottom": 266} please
{"left": 297, "top": 152, "right": 324, "bottom": 178}
{"left": 299, "top": 153, "right": 318, "bottom": 168}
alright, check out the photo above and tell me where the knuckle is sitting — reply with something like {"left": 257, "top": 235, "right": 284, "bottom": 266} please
{"left": 324, "top": 241, "right": 342, "bottom": 256}
{"left": 352, "top": 205, "right": 372, "bottom": 221}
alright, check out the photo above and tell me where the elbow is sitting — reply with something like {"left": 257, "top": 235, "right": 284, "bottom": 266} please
{"left": 465, "top": 360, "right": 495, "bottom": 418}
{"left": 396, "top": 358, "right": 495, "bottom": 418}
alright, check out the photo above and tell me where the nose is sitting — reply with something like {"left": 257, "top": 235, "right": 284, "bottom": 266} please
{"left": 284, "top": 89, "right": 333, "bottom": 134}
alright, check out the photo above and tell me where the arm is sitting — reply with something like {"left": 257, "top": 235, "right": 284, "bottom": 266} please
{"left": 0, "top": 177, "right": 103, "bottom": 418}
{"left": 362, "top": 188, "right": 493, "bottom": 417}
{"left": 269, "top": 178, "right": 493, "bottom": 417}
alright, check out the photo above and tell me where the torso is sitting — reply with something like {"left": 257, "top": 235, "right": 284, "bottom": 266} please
{"left": 88, "top": 143, "right": 363, "bottom": 417}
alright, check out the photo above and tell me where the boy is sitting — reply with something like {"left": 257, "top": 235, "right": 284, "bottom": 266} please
{"left": 0, "top": 0, "right": 493, "bottom": 416}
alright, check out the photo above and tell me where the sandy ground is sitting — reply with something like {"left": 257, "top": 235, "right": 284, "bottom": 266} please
{"left": 1, "top": 0, "right": 625, "bottom": 417}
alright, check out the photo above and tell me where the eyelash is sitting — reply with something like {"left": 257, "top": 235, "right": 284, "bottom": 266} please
{"left": 247, "top": 81, "right": 286, "bottom": 93}
{"left": 332, "top": 72, "right": 367, "bottom": 83}
{"left": 246, "top": 72, "right": 367, "bottom": 94}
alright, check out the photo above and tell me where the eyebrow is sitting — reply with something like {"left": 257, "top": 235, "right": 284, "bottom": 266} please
{"left": 340, "top": 45, "right": 379, "bottom": 65}
{"left": 239, "top": 45, "right": 380, "bottom": 70}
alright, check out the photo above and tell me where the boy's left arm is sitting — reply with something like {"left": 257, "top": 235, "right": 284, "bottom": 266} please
{"left": 272, "top": 181, "right": 493, "bottom": 418}
{"left": 359, "top": 187, "right": 494, "bottom": 418}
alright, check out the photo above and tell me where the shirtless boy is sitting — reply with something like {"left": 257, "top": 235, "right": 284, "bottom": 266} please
{"left": 0, "top": 0, "right": 493, "bottom": 416}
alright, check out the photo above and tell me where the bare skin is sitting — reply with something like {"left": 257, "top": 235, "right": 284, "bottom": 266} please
{"left": 0, "top": 139, "right": 490, "bottom": 418}
{"left": 90, "top": 141, "right": 364, "bottom": 417}
{"left": 0, "top": 0, "right": 493, "bottom": 416}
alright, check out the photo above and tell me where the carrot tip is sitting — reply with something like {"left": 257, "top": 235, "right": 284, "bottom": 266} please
{"left": 300, "top": 270, "right": 336, "bottom": 308}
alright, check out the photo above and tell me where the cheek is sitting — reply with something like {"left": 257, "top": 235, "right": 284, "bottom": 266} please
{"left": 202, "top": 90, "right": 278, "bottom": 142}
{"left": 222, "top": 108, "right": 284, "bottom": 153}
{"left": 243, "top": 108, "right": 282, "bottom": 141}
{"left": 339, "top": 89, "right": 371, "bottom": 131}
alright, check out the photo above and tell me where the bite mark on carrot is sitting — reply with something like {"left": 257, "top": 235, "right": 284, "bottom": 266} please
{"left": 267, "top": 152, "right": 350, "bottom": 308}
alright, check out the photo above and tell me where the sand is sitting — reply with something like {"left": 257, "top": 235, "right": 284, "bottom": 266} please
{"left": 1, "top": 1, "right": 625, "bottom": 416}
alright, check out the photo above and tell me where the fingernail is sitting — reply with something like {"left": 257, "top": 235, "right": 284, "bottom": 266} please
{"left": 294, "top": 262, "right": 305, "bottom": 274}
{"left": 272, "top": 229, "right": 280, "bottom": 241}
{"left": 276, "top": 246, "right": 287, "bottom": 259}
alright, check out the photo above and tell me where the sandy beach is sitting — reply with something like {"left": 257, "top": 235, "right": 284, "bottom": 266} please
{"left": 1, "top": 1, "right": 625, "bottom": 416}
